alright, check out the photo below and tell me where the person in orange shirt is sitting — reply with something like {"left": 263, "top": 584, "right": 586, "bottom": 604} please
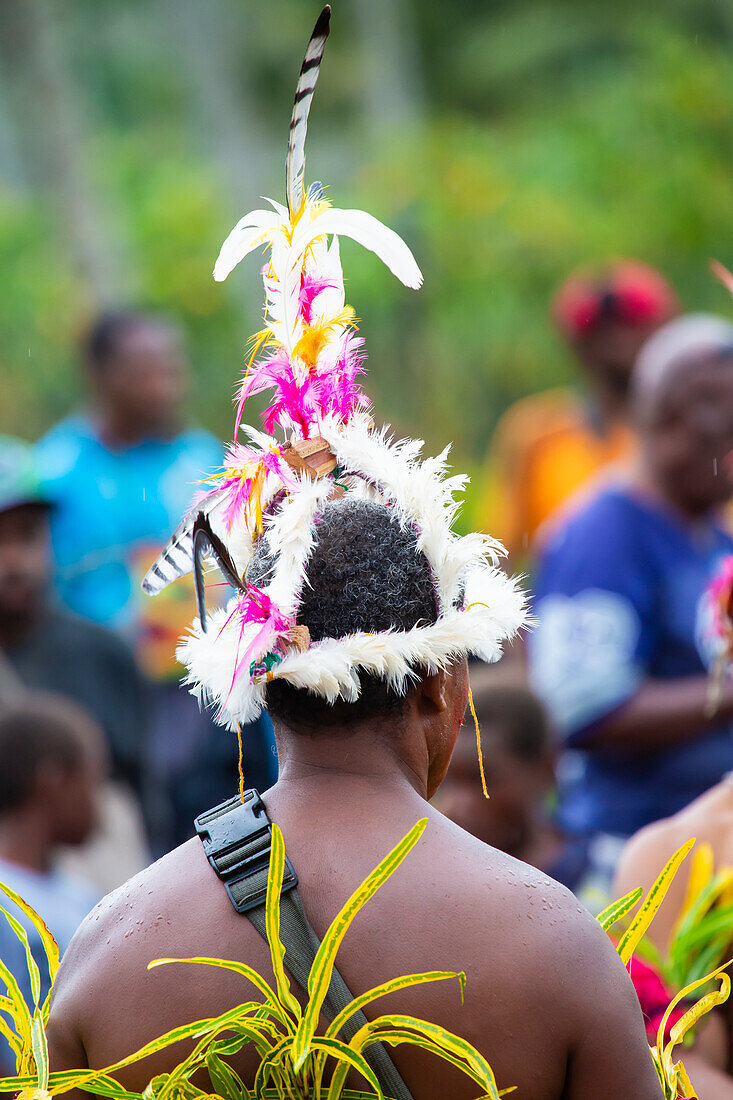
{"left": 484, "top": 261, "right": 678, "bottom": 562}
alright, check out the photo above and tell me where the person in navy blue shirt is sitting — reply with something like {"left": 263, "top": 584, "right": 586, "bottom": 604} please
{"left": 529, "top": 314, "right": 733, "bottom": 840}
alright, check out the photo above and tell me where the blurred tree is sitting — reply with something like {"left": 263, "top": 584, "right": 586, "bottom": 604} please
{"left": 0, "top": 0, "right": 730, "bottom": 512}
{"left": 0, "top": 0, "right": 133, "bottom": 300}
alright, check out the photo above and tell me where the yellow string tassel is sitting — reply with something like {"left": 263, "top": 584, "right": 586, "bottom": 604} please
{"left": 236, "top": 723, "right": 245, "bottom": 803}
{"left": 468, "top": 684, "right": 489, "bottom": 800}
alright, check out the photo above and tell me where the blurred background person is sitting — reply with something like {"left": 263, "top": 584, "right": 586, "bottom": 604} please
{"left": 484, "top": 261, "right": 678, "bottom": 563}
{"left": 0, "top": 433, "right": 146, "bottom": 798}
{"left": 529, "top": 314, "right": 733, "bottom": 853}
{"left": 36, "top": 311, "right": 276, "bottom": 852}
{"left": 0, "top": 434, "right": 149, "bottom": 891}
{"left": 438, "top": 667, "right": 615, "bottom": 899}
{"left": 0, "top": 693, "right": 103, "bottom": 1071}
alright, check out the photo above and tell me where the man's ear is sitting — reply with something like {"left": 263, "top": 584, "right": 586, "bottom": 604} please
{"left": 417, "top": 669, "right": 449, "bottom": 715}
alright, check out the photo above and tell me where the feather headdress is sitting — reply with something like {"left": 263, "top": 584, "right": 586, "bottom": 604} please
{"left": 143, "top": 5, "right": 527, "bottom": 730}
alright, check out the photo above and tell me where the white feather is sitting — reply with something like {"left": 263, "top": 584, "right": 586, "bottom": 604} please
{"left": 238, "top": 423, "right": 280, "bottom": 451}
{"left": 312, "top": 236, "right": 346, "bottom": 322}
{"left": 292, "top": 208, "right": 423, "bottom": 290}
{"left": 213, "top": 209, "right": 279, "bottom": 283}
{"left": 265, "top": 227, "right": 304, "bottom": 357}
{"left": 263, "top": 475, "right": 332, "bottom": 616}
{"left": 179, "top": 559, "right": 529, "bottom": 727}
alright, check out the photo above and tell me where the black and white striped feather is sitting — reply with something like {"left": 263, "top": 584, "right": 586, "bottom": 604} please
{"left": 141, "top": 488, "right": 228, "bottom": 596}
{"left": 192, "top": 514, "right": 246, "bottom": 632}
{"left": 286, "top": 5, "right": 331, "bottom": 216}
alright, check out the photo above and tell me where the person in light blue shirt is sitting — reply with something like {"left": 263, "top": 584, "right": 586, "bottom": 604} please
{"left": 36, "top": 313, "right": 221, "bottom": 637}
{"left": 36, "top": 312, "right": 277, "bottom": 852}
{"left": 529, "top": 315, "right": 733, "bottom": 841}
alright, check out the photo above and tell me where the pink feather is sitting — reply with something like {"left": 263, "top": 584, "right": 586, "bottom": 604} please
{"left": 708, "top": 555, "right": 733, "bottom": 641}
{"left": 235, "top": 333, "right": 368, "bottom": 437}
{"left": 319, "top": 333, "right": 369, "bottom": 422}
{"left": 227, "top": 586, "right": 294, "bottom": 684}
{"left": 299, "top": 271, "right": 335, "bottom": 324}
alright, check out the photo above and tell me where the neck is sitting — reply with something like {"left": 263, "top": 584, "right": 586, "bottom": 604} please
{"left": 273, "top": 718, "right": 431, "bottom": 802}
{"left": 628, "top": 455, "right": 708, "bottom": 524}
{"left": 94, "top": 408, "right": 147, "bottom": 449}
{"left": 0, "top": 607, "right": 41, "bottom": 650}
{"left": 595, "top": 388, "right": 627, "bottom": 428}
{"left": 0, "top": 810, "right": 53, "bottom": 874}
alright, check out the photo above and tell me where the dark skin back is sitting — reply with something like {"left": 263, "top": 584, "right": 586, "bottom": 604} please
{"left": 48, "top": 663, "right": 661, "bottom": 1099}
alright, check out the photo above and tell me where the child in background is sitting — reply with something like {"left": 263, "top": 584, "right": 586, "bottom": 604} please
{"left": 439, "top": 668, "right": 605, "bottom": 896}
{"left": 0, "top": 691, "right": 102, "bottom": 1065}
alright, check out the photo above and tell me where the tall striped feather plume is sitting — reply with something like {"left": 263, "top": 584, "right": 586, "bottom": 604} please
{"left": 211, "top": 5, "right": 420, "bottom": 443}
{"left": 286, "top": 6, "right": 331, "bottom": 217}
{"left": 148, "top": 6, "right": 526, "bottom": 728}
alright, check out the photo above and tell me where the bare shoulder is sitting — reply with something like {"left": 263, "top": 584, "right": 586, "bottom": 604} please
{"left": 50, "top": 839, "right": 210, "bottom": 1022}
{"left": 428, "top": 814, "right": 626, "bottom": 1004}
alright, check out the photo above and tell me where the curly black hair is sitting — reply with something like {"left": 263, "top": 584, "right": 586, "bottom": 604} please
{"left": 246, "top": 497, "right": 439, "bottom": 730}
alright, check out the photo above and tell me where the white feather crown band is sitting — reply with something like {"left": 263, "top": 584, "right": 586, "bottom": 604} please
{"left": 142, "top": 6, "right": 528, "bottom": 729}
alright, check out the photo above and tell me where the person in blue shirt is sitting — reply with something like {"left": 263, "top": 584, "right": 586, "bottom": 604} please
{"left": 36, "top": 312, "right": 277, "bottom": 852}
{"left": 529, "top": 314, "right": 733, "bottom": 841}
{"left": 37, "top": 312, "right": 221, "bottom": 635}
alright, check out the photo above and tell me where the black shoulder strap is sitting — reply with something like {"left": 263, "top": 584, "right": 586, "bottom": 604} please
{"left": 195, "top": 791, "right": 414, "bottom": 1100}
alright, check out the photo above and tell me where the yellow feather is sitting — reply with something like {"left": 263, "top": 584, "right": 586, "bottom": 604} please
{"left": 293, "top": 307, "right": 356, "bottom": 368}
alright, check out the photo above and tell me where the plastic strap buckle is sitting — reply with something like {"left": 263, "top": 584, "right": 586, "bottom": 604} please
{"left": 194, "top": 789, "right": 298, "bottom": 914}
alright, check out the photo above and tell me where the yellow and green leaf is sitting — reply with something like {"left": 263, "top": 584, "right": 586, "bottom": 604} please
{"left": 264, "top": 825, "right": 302, "bottom": 1021}
{"left": 616, "top": 838, "right": 695, "bottom": 966}
{"left": 148, "top": 957, "right": 286, "bottom": 1025}
{"left": 325, "top": 970, "right": 465, "bottom": 1041}
{"left": 0, "top": 881, "right": 60, "bottom": 994}
{"left": 353, "top": 1014, "right": 501, "bottom": 1100}
{"left": 596, "top": 887, "right": 643, "bottom": 932}
{"left": 292, "top": 818, "right": 427, "bottom": 1071}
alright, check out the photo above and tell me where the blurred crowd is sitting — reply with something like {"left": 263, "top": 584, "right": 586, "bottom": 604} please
{"left": 473, "top": 261, "right": 733, "bottom": 911}
{"left": 0, "top": 312, "right": 278, "bottom": 1051}
{"left": 1, "top": 261, "right": 733, "bottom": 1075}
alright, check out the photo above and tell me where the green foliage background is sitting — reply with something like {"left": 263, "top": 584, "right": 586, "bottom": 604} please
{"left": 1, "top": 0, "right": 731, "bottom": 505}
